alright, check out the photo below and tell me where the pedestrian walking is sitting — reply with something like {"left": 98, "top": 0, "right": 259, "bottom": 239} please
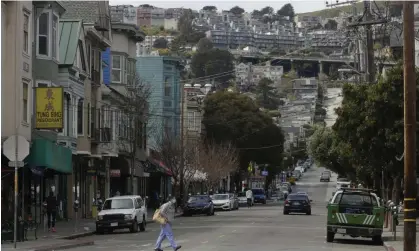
{"left": 155, "top": 197, "right": 181, "bottom": 251}
{"left": 45, "top": 191, "right": 58, "bottom": 232}
{"left": 246, "top": 188, "right": 253, "bottom": 208}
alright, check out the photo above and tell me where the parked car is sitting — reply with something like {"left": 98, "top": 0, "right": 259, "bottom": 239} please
{"left": 280, "top": 185, "right": 289, "bottom": 200}
{"left": 183, "top": 195, "right": 214, "bottom": 216}
{"left": 252, "top": 188, "right": 267, "bottom": 204}
{"left": 96, "top": 195, "right": 147, "bottom": 234}
{"left": 231, "top": 193, "right": 240, "bottom": 210}
{"left": 212, "top": 194, "right": 235, "bottom": 210}
{"left": 281, "top": 182, "right": 292, "bottom": 193}
{"left": 292, "top": 170, "right": 302, "bottom": 180}
{"left": 283, "top": 193, "right": 312, "bottom": 215}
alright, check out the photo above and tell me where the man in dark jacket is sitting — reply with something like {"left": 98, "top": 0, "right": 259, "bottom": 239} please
{"left": 45, "top": 191, "right": 57, "bottom": 232}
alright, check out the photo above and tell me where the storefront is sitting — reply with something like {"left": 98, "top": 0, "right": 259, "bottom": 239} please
{"left": 142, "top": 158, "right": 172, "bottom": 207}
{"left": 25, "top": 138, "right": 72, "bottom": 223}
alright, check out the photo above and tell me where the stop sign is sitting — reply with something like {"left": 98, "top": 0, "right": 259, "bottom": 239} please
{"left": 3, "top": 135, "right": 30, "bottom": 161}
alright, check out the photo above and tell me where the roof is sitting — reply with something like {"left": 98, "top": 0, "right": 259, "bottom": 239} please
{"left": 59, "top": 19, "right": 83, "bottom": 65}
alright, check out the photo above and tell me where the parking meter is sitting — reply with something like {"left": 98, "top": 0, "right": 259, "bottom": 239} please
{"left": 73, "top": 200, "right": 79, "bottom": 232}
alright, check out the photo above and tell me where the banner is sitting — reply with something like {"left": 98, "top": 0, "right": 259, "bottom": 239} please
{"left": 35, "top": 87, "right": 63, "bottom": 129}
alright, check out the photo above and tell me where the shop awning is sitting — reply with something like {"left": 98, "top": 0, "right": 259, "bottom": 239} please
{"left": 141, "top": 158, "right": 172, "bottom": 176}
{"left": 26, "top": 139, "right": 72, "bottom": 174}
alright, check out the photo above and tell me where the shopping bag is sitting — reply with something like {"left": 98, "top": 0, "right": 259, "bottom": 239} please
{"left": 153, "top": 209, "right": 166, "bottom": 224}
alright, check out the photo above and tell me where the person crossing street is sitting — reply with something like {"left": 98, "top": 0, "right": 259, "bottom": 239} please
{"left": 246, "top": 189, "right": 253, "bottom": 208}
{"left": 155, "top": 197, "right": 182, "bottom": 251}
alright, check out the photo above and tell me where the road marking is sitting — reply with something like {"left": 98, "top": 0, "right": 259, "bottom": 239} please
{"left": 141, "top": 244, "right": 151, "bottom": 247}
{"left": 201, "top": 241, "right": 208, "bottom": 244}
{"left": 219, "top": 235, "right": 225, "bottom": 238}
{"left": 251, "top": 222, "right": 255, "bottom": 224}
{"left": 232, "top": 230, "right": 237, "bottom": 232}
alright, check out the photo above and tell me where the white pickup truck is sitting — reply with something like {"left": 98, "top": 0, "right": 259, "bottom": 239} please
{"left": 336, "top": 177, "right": 351, "bottom": 190}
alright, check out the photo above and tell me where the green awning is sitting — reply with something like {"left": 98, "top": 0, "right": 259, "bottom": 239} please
{"left": 27, "top": 139, "right": 72, "bottom": 174}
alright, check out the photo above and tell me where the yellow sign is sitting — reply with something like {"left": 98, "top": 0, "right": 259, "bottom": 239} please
{"left": 35, "top": 87, "right": 63, "bottom": 129}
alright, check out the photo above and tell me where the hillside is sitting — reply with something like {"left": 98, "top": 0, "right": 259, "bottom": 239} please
{"left": 297, "top": 1, "right": 386, "bottom": 19}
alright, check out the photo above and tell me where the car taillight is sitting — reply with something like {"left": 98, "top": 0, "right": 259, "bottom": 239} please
{"left": 285, "top": 200, "right": 289, "bottom": 204}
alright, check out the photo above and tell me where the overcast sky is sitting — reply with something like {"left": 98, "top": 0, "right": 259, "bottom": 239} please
{"left": 108, "top": 0, "right": 328, "bottom": 14}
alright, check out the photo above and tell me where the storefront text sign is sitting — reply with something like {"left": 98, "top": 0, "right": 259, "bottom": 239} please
{"left": 110, "top": 169, "right": 121, "bottom": 177}
{"left": 35, "top": 87, "right": 63, "bottom": 129}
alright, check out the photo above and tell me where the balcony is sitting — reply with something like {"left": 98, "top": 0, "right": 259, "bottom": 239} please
{"left": 92, "top": 128, "right": 112, "bottom": 143}
{"left": 94, "top": 14, "right": 111, "bottom": 31}
{"left": 91, "top": 69, "right": 101, "bottom": 86}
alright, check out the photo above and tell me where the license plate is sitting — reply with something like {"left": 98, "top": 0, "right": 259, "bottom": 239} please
{"left": 336, "top": 228, "right": 346, "bottom": 234}
{"left": 111, "top": 222, "right": 118, "bottom": 227}
{"left": 293, "top": 202, "right": 300, "bottom": 205}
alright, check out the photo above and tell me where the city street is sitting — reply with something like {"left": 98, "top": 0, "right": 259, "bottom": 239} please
{"left": 70, "top": 166, "right": 384, "bottom": 251}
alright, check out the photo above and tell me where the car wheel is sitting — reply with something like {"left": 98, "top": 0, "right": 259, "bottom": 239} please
{"left": 139, "top": 216, "right": 146, "bottom": 231}
{"left": 306, "top": 210, "right": 311, "bottom": 215}
{"left": 326, "top": 232, "right": 334, "bottom": 242}
{"left": 130, "top": 218, "right": 139, "bottom": 233}
{"left": 283, "top": 210, "right": 289, "bottom": 215}
{"left": 372, "top": 235, "right": 382, "bottom": 245}
{"left": 96, "top": 227, "right": 104, "bottom": 235}
{"left": 211, "top": 207, "right": 215, "bottom": 215}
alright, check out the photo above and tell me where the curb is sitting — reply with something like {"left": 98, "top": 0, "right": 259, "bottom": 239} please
{"left": 29, "top": 240, "right": 94, "bottom": 251}
{"left": 60, "top": 231, "right": 96, "bottom": 240}
{"left": 383, "top": 242, "right": 397, "bottom": 251}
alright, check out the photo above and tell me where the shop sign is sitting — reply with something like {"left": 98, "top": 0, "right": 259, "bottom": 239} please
{"left": 35, "top": 87, "right": 64, "bottom": 129}
{"left": 110, "top": 169, "right": 121, "bottom": 177}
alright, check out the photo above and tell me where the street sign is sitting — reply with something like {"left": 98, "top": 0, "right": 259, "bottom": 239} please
{"left": 3, "top": 135, "right": 30, "bottom": 161}
{"left": 8, "top": 161, "right": 24, "bottom": 167}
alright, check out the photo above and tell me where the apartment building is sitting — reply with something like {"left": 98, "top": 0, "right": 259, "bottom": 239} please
{"left": 110, "top": 5, "right": 138, "bottom": 25}
{"left": 306, "top": 30, "right": 348, "bottom": 49}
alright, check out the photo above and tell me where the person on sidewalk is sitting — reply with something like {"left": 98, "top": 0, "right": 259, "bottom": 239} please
{"left": 45, "top": 191, "right": 58, "bottom": 232}
{"left": 246, "top": 188, "right": 253, "bottom": 208}
{"left": 155, "top": 197, "right": 181, "bottom": 251}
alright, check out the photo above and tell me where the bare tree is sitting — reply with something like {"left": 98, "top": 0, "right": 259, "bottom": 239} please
{"left": 155, "top": 131, "right": 200, "bottom": 199}
{"left": 198, "top": 142, "right": 238, "bottom": 192}
{"left": 115, "top": 75, "right": 151, "bottom": 194}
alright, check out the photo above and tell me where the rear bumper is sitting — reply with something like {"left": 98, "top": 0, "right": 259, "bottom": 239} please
{"left": 214, "top": 204, "right": 230, "bottom": 210}
{"left": 254, "top": 198, "right": 266, "bottom": 203}
{"left": 284, "top": 205, "right": 311, "bottom": 212}
{"left": 183, "top": 207, "right": 211, "bottom": 215}
{"left": 96, "top": 219, "right": 135, "bottom": 229}
{"left": 327, "top": 225, "right": 383, "bottom": 237}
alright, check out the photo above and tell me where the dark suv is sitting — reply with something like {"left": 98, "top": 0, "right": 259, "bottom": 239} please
{"left": 283, "top": 193, "right": 312, "bottom": 215}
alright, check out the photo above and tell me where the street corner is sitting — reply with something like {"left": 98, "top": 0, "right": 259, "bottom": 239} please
{"left": 382, "top": 242, "right": 397, "bottom": 251}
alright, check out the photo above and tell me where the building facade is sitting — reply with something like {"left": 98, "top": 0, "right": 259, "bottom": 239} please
{"left": 136, "top": 56, "right": 182, "bottom": 150}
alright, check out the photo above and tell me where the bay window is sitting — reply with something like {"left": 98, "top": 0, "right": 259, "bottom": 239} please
{"left": 112, "top": 55, "right": 121, "bottom": 83}
{"left": 36, "top": 10, "right": 59, "bottom": 60}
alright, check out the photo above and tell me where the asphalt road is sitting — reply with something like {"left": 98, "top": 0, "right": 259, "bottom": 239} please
{"left": 72, "top": 166, "right": 384, "bottom": 251}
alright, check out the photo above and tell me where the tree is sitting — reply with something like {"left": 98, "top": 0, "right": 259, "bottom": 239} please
{"left": 203, "top": 6, "right": 217, "bottom": 11}
{"left": 197, "top": 37, "right": 213, "bottom": 53}
{"left": 324, "top": 19, "right": 338, "bottom": 30}
{"left": 177, "top": 9, "right": 206, "bottom": 45}
{"left": 191, "top": 49, "right": 235, "bottom": 84}
{"left": 230, "top": 6, "right": 245, "bottom": 15}
{"left": 202, "top": 91, "right": 285, "bottom": 190}
{"left": 251, "top": 9, "right": 262, "bottom": 19}
{"left": 114, "top": 76, "right": 151, "bottom": 194}
{"left": 255, "top": 77, "right": 281, "bottom": 110}
{"left": 153, "top": 37, "right": 169, "bottom": 49}
{"left": 277, "top": 3, "right": 295, "bottom": 21}
{"left": 199, "top": 142, "right": 238, "bottom": 191}
{"left": 155, "top": 132, "right": 199, "bottom": 200}
{"left": 260, "top": 6, "right": 274, "bottom": 16}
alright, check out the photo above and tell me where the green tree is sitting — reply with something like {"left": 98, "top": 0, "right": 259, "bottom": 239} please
{"left": 255, "top": 77, "right": 281, "bottom": 110}
{"left": 203, "top": 6, "right": 217, "bottom": 11}
{"left": 277, "top": 3, "right": 295, "bottom": 21}
{"left": 202, "top": 91, "right": 285, "bottom": 189}
{"left": 230, "top": 6, "right": 245, "bottom": 15}
{"left": 153, "top": 37, "right": 169, "bottom": 49}
{"left": 260, "top": 6, "right": 274, "bottom": 15}
{"left": 191, "top": 49, "right": 235, "bottom": 83}
{"left": 197, "top": 37, "right": 213, "bottom": 53}
{"left": 324, "top": 19, "right": 338, "bottom": 30}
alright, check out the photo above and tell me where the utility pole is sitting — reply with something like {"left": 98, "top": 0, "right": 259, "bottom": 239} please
{"left": 346, "top": 0, "right": 387, "bottom": 83}
{"left": 402, "top": 2, "right": 417, "bottom": 251}
{"left": 179, "top": 83, "right": 186, "bottom": 203}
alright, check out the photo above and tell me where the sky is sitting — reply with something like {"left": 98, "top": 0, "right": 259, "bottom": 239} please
{"left": 108, "top": 0, "right": 328, "bottom": 14}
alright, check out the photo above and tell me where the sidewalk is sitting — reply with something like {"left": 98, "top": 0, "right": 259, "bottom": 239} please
{"left": 382, "top": 213, "right": 419, "bottom": 251}
{"left": 1, "top": 208, "right": 183, "bottom": 250}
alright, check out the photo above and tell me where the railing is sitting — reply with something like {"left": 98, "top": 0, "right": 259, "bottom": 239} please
{"left": 92, "top": 128, "right": 112, "bottom": 143}
{"left": 94, "top": 13, "right": 110, "bottom": 31}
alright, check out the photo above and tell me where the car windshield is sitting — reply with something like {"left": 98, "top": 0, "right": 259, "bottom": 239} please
{"left": 187, "top": 196, "right": 209, "bottom": 203}
{"left": 288, "top": 194, "right": 308, "bottom": 200}
{"left": 252, "top": 189, "right": 264, "bottom": 195}
{"left": 103, "top": 199, "right": 133, "bottom": 210}
{"left": 213, "top": 194, "right": 228, "bottom": 200}
{"left": 333, "top": 193, "right": 378, "bottom": 206}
